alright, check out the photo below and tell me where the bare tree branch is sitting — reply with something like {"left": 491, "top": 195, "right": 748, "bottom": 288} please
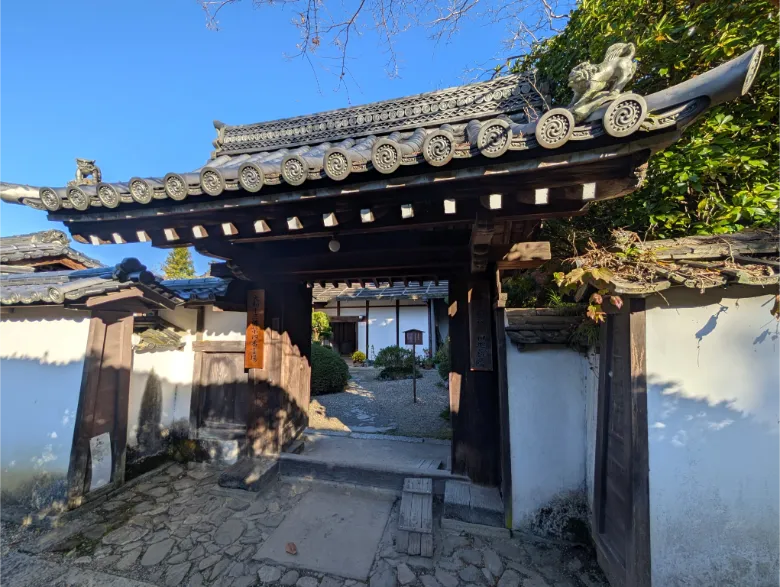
{"left": 198, "top": 0, "right": 573, "bottom": 89}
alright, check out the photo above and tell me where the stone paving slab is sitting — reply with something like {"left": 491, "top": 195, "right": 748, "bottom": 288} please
{"left": 254, "top": 485, "right": 394, "bottom": 581}
{"left": 1, "top": 551, "right": 158, "bottom": 587}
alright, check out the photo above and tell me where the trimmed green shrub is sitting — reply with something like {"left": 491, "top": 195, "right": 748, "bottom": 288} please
{"left": 311, "top": 342, "right": 349, "bottom": 395}
{"left": 351, "top": 350, "right": 367, "bottom": 364}
{"left": 374, "top": 345, "right": 420, "bottom": 380}
{"left": 433, "top": 337, "right": 450, "bottom": 382}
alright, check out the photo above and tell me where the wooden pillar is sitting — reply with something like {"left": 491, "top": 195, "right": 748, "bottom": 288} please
{"left": 246, "top": 281, "right": 312, "bottom": 457}
{"left": 67, "top": 311, "right": 134, "bottom": 507}
{"left": 448, "top": 271, "right": 500, "bottom": 485}
{"left": 493, "top": 272, "right": 512, "bottom": 528}
{"left": 189, "top": 306, "right": 206, "bottom": 437}
{"left": 365, "top": 300, "right": 370, "bottom": 354}
{"left": 396, "top": 300, "right": 400, "bottom": 346}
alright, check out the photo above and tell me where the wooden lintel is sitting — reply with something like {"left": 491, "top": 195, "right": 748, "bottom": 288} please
{"left": 85, "top": 287, "right": 145, "bottom": 308}
{"left": 193, "top": 340, "right": 246, "bottom": 353}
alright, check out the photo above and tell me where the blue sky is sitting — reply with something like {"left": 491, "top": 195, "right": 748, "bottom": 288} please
{"left": 1, "top": 0, "right": 550, "bottom": 274}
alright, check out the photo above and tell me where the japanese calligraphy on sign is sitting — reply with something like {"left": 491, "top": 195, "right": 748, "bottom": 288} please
{"left": 468, "top": 282, "right": 493, "bottom": 371}
{"left": 245, "top": 290, "right": 265, "bottom": 370}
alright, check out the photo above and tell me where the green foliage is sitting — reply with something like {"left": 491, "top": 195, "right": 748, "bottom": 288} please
{"left": 374, "top": 345, "right": 419, "bottom": 380}
{"left": 351, "top": 350, "right": 367, "bottom": 363}
{"left": 311, "top": 342, "right": 350, "bottom": 395}
{"left": 311, "top": 311, "right": 332, "bottom": 341}
{"left": 514, "top": 0, "right": 778, "bottom": 250}
{"left": 161, "top": 248, "right": 196, "bottom": 279}
{"left": 433, "top": 337, "right": 451, "bottom": 382}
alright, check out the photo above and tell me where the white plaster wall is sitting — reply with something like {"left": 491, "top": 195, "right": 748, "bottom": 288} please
{"left": 398, "top": 305, "right": 429, "bottom": 357}
{"left": 0, "top": 307, "right": 91, "bottom": 493}
{"left": 128, "top": 307, "right": 198, "bottom": 451}
{"left": 368, "top": 306, "right": 398, "bottom": 357}
{"left": 645, "top": 286, "right": 780, "bottom": 586}
{"left": 506, "top": 341, "right": 589, "bottom": 528}
{"left": 322, "top": 303, "right": 427, "bottom": 357}
{"left": 202, "top": 308, "right": 246, "bottom": 341}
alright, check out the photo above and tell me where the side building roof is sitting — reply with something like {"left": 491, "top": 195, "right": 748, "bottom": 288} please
{"left": 0, "top": 229, "right": 103, "bottom": 270}
{"left": 0, "top": 258, "right": 183, "bottom": 308}
{"left": 313, "top": 281, "right": 448, "bottom": 303}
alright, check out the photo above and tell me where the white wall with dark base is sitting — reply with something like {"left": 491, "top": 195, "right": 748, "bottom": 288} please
{"left": 0, "top": 307, "right": 91, "bottom": 507}
{"left": 506, "top": 340, "right": 595, "bottom": 539}
{"left": 645, "top": 286, "right": 779, "bottom": 586}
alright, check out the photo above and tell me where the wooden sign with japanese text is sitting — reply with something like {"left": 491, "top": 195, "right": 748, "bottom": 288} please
{"left": 404, "top": 329, "right": 423, "bottom": 346}
{"left": 468, "top": 282, "right": 493, "bottom": 371}
{"left": 245, "top": 290, "right": 265, "bottom": 370}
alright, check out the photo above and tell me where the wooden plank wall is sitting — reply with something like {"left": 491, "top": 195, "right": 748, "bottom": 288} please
{"left": 448, "top": 272, "right": 501, "bottom": 485}
{"left": 246, "top": 281, "right": 312, "bottom": 456}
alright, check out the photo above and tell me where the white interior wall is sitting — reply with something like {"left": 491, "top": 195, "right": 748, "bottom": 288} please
{"left": 397, "top": 305, "right": 429, "bottom": 357}
{"left": 506, "top": 340, "right": 589, "bottom": 529}
{"left": 645, "top": 287, "right": 779, "bottom": 586}
{"left": 128, "top": 307, "right": 198, "bottom": 453}
{"left": 0, "top": 307, "right": 91, "bottom": 495}
{"left": 367, "top": 306, "right": 398, "bottom": 358}
{"left": 319, "top": 301, "right": 431, "bottom": 357}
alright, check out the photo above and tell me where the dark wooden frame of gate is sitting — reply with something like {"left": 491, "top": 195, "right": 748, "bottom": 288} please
{"left": 592, "top": 298, "right": 651, "bottom": 587}
{"left": 66, "top": 286, "right": 179, "bottom": 507}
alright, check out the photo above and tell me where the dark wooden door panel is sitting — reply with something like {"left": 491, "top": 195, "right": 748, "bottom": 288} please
{"left": 199, "top": 352, "right": 248, "bottom": 430}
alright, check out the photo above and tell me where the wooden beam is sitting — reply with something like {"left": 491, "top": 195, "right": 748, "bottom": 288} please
{"left": 494, "top": 241, "right": 552, "bottom": 270}
{"left": 470, "top": 219, "right": 494, "bottom": 273}
{"left": 192, "top": 339, "right": 246, "bottom": 353}
{"left": 85, "top": 287, "right": 145, "bottom": 308}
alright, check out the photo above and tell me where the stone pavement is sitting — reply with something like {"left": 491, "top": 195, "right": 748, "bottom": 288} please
{"left": 1, "top": 462, "right": 609, "bottom": 587}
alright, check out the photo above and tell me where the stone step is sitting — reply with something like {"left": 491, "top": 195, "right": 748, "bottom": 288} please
{"left": 443, "top": 480, "right": 504, "bottom": 528}
{"left": 285, "top": 438, "right": 305, "bottom": 454}
{"left": 218, "top": 457, "right": 279, "bottom": 492}
{"left": 279, "top": 453, "right": 464, "bottom": 495}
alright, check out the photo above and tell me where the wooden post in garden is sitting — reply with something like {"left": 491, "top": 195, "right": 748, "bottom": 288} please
{"left": 404, "top": 329, "right": 423, "bottom": 404}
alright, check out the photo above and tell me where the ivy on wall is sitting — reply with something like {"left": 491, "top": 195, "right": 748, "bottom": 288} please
{"left": 511, "top": 0, "right": 778, "bottom": 256}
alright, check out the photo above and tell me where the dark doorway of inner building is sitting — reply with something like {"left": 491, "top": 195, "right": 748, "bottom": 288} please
{"left": 305, "top": 281, "right": 453, "bottom": 475}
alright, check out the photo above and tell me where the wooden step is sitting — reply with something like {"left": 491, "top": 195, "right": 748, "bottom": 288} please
{"left": 396, "top": 477, "right": 434, "bottom": 557}
{"left": 443, "top": 480, "right": 504, "bottom": 528}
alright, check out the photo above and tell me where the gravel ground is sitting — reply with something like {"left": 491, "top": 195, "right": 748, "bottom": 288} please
{"left": 308, "top": 367, "right": 451, "bottom": 438}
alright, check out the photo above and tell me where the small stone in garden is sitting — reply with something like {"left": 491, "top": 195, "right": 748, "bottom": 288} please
{"left": 420, "top": 576, "right": 442, "bottom": 587}
{"left": 497, "top": 570, "right": 521, "bottom": 587}
{"left": 397, "top": 563, "right": 416, "bottom": 585}
{"left": 435, "top": 569, "right": 459, "bottom": 587}
{"left": 74, "top": 556, "right": 92, "bottom": 564}
{"left": 258, "top": 565, "right": 283, "bottom": 583}
{"left": 321, "top": 577, "right": 343, "bottom": 587}
{"left": 484, "top": 549, "right": 504, "bottom": 577}
{"left": 458, "top": 565, "right": 482, "bottom": 583}
{"left": 286, "top": 542, "right": 298, "bottom": 555}
{"left": 165, "top": 562, "right": 191, "bottom": 587}
{"left": 297, "top": 576, "right": 320, "bottom": 587}
{"left": 457, "top": 549, "right": 482, "bottom": 566}
{"left": 198, "top": 554, "right": 221, "bottom": 571}
{"left": 168, "top": 552, "right": 189, "bottom": 565}
{"left": 282, "top": 570, "right": 301, "bottom": 585}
